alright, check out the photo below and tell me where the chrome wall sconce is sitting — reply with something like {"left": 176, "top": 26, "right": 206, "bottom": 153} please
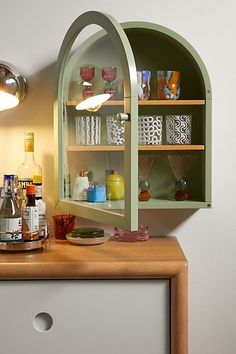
{"left": 0, "top": 61, "right": 28, "bottom": 111}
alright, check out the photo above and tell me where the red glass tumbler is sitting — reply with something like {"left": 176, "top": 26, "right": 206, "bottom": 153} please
{"left": 52, "top": 214, "right": 75, "bottom": 240}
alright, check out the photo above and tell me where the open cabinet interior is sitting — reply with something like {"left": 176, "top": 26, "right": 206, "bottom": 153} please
{"left": 54, "top": 13, "right": 211, "bottom": 230}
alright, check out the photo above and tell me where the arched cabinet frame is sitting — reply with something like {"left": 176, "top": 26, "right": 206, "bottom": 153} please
{"left": 54, "top": 12, "right": 212, "bottom": 231}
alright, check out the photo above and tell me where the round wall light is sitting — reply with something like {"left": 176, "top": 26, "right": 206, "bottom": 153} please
{"left": 0, "top": 61, "right": 27, "bottom": 111}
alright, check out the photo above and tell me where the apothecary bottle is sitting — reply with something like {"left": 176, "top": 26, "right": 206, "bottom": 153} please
{"left": 0, "top": 175, "right": 22, "bottom": 242}
{"left": 17, "top": 132, "right": 42, "bottom": 191}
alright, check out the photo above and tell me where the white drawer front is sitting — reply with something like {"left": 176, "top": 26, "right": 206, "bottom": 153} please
{"left": 0, "top": 280, "right": 169, "bottom": 354}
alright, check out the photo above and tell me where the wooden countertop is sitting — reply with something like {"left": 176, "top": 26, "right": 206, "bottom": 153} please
{"left": 0, "top": 236, "right": 187, "bottom": 280}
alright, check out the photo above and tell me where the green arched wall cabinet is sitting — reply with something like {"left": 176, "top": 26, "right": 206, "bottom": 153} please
{"left": 54, "top": 11, "right": 211, "bottom": 231}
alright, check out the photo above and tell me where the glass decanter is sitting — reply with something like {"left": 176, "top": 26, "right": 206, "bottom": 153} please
{"left": 138, "top": 155, "right": 160, "bottom": 201}
{"left": 102, "top": 66, "right": 117, "bottom": 99}
{"left": 80, "top": 66, "right": 95, "bottom": 99}
{"left": 168, "top": 155, "right": 196, "bottom": 201}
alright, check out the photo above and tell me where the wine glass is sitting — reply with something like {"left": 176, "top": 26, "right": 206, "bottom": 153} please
{"left": 168, "top": 155, "right": 196, "bottom": 201}
{"left": 80, "top": 66, "right": 95, "bottom": 99}
{"left": 138, "top": 155, "right": 160, "bottom": 201}
{"left": 102, "top": 66, "right": 117, "bottom": 99}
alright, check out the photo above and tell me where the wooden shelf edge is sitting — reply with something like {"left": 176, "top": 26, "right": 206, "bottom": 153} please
{"left": 136, "top": 99, "right": 205, "bottom": 106}
{"left": 67, "top": 99, "right": 205, "bottom": 107}
{"left": 138, "top": 145, "right": 205, "bottom": 151}
{"left": 67, "top": 145, "right": 205, "bottom": 152}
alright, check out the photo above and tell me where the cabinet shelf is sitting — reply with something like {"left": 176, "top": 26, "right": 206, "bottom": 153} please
{"left": 60, "top": 198, "right": 210, "bottom": 210}
{"left": 67, "top": 145, "right": 205, "bottom": 152}
{"left": 67, "top": 99, "right": 205, "bottom": 107}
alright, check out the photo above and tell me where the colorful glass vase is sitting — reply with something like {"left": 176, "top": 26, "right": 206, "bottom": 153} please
{"left": 137, "top": 70, "right": 151, "bottom": 100}
{"left": 157, "top": 70, "right": 181, "bottom": 99}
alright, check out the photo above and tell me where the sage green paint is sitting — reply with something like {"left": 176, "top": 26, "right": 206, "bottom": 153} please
{"left": 54, "top": 13, "right": 212, "bottom": 231}
{"left": 54, "top": 11, "right": 138, "bottom": 230}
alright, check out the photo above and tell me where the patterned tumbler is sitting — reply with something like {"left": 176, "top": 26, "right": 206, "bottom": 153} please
{"left": 166, "top": 115, "right": 192, "bottom": 144}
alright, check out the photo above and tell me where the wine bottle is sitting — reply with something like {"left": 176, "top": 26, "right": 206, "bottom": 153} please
{"left": 17, "top": 132, "right": 42, "bottom": 192}
{"left": 0, "top": 175, "right": 22, "bottom": 242}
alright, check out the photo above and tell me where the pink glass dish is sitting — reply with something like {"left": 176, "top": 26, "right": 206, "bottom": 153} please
{"left": 112, "top": 225, "right": 149, "bottom": 242}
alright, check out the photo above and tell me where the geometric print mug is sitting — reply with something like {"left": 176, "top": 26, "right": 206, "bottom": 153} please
{"left": 166, "top": 115, "right": 192, "bottom": 144}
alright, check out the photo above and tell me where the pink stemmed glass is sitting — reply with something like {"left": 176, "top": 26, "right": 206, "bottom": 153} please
{"left": 80, "top": 66, "right": 95, "bottom": 99}
{"left": 102, "top": 66, "right": 117, "bottom": 99}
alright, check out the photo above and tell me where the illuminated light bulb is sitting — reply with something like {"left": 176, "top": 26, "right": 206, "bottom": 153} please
{"left": 0, "top": 91, "right": 19, "bottom": 111}
{"left": 75, "top": 93, "right": 111, "bottom": 112}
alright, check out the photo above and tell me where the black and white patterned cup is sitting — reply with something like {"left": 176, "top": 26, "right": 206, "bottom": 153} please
{"left": 166, "top": 115, "right": 192, "bottom": 144}
{"left": 138, "top": 115, "right": 163, "bottom": 145}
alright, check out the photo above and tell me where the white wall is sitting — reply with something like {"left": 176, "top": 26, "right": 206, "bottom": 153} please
{"left": 1, "top": 0, "right": 236, "bottom": 353}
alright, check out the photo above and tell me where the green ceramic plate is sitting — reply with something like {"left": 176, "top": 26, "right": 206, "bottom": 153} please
{"left": 71, "top": 227, "right": 104, "bottom": 238}
{"left": 66, "top": 232, "right": 110, "bottom": 246}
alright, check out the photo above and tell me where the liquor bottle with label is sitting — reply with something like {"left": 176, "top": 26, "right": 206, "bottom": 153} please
{"left": 22, "top": 184, "right": 39, "bottom": 240}
{"left": 33, "top": 174, "right": 48, "bottom": 237}
{"left": 17, "top": 132, "right": 42, "bottom": 192}
{"left": 0, "top": 175, "right": 23, "bottom": 242}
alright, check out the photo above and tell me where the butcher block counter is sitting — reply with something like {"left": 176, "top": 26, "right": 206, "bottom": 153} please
{"left": 0, "top": 236, "right": 188, "bottom": 354}
{"left": 0, "top": 236, "right": 187, "bottom": 280}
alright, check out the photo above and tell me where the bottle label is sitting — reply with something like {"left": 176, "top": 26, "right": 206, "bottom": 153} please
{"left": 24, "top": 133, "right": 34, "bottom": 152}
{"left": 33, "top": 174, "right": 42, "bottom": 184}
{"left": 35, "top": 185, "right": 42, "bottom": 198}
{"left": 0, "top": 217, "right": 22, "bottom": 241}
{"left": 36, "top": 199, "right": 47, "bottom": 237}
{"left": 18, "top": 178, "right": 33, "bottom": 190}
{"left": 23, "top": 206, "right": 39, "bottom": 232}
